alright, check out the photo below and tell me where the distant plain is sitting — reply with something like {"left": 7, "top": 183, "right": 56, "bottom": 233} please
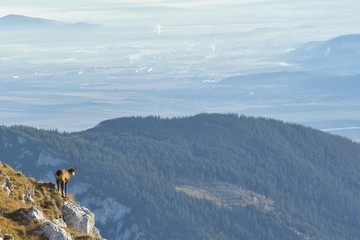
{"left": 0, "top": 1, "right": 359, "bottom": 141}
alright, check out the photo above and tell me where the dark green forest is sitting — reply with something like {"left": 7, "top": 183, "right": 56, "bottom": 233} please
{"left": 1, "top": 113, "right": 360, "bottom": 239}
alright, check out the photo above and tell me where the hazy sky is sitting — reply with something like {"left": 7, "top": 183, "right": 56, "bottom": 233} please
{"left": 0, "top": 0, "right": 259, "bottom": 22}
{"left": 1, "top": 0, "right": 360, "bottom": 30}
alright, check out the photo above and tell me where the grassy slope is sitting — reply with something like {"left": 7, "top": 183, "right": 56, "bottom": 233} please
{"left": 0, "top": 163, "right": 100, "bottom": 240}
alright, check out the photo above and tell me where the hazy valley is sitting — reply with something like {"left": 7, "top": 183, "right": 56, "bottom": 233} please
{"left": 0, "top": 14, "right": 359, "bottom": 142}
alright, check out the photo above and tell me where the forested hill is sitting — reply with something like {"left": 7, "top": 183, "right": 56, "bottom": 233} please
{"left": 1, "top": 113, "right": 360, "bottom": 239}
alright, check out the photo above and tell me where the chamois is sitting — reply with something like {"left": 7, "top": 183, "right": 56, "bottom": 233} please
{"left": 55, "top": 166, "right": 76, "bottom": 197}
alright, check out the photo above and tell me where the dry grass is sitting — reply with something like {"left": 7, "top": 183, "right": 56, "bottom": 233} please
{"left": 33, "top": 181, "right": 63, "bottom": 219}
{"left": 0, "top": 214, "right": 46, "bottom": 240}
{"left": 64, "top": 227, "right": 103, "bottom": 240}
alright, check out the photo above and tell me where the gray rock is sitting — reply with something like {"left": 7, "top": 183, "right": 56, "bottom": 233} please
{"left": 23, "top": 188, "right": 35, "bottom": 204}
{"left": 91, "top": 226, "right": 102, "bottom": 238}
{"left": 27, "top": 207, "right": 45, "bottom": 222}
{"left": 52, "top": 218, "right": 67, "bottom": 228}
{"left": 61, "top": 200, "right": 95, "bottom": 235}
{"left": 41, "top": 221, "right": 72, "bottom": 240}
{"left": 1, "top": 173, "right": 13, "bottom": 195}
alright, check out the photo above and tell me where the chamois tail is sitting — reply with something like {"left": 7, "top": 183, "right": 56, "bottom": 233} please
{"left": 55, "top": 170, "right": 62, "bottom": 178}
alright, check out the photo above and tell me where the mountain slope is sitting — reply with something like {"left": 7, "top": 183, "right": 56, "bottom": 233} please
{"left": 1, "top": 114, "right": 360, "bottom": 239}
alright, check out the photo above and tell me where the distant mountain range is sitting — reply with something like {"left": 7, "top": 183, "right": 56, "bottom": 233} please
{"left": 287, "top": 34, "right": 360, "bottom": 74}
{"left": 0, "top": 14, "right": 103, "bottom": 31}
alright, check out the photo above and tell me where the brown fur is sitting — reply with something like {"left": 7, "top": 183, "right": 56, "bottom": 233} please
{"left": 55, "top": 166, "right": 76, "bottom": 197}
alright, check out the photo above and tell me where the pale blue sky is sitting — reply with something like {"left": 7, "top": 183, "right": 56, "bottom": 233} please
{"left": 1, "top": 0, "right": 359, "bottom": 29}
{"left": 1, "top": 0, "right": 359, "bottom": 44}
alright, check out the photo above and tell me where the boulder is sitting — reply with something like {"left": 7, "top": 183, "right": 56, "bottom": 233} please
{"left": 61, "top": 200, "right": 96, "bottom": 235}
{"left": 6, "top": 207, "right": 45, "bottom": 225}
{"left": 41, "top": 221, "right": 72, "bottom": 240}
{"left": 27, "top": 207, "right": 45, "bottom": 222}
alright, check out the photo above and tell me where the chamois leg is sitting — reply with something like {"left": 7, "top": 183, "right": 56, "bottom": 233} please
{"left": 65, "top": 182, "right": 68, "bottom": 197}
{"left": 60, "top": 181, "right": 65, "bottom": 197}
{"left": 57, "top": 181, "right": 62, "bottom": 194}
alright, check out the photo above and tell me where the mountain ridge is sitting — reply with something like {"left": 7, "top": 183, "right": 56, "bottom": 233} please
{"left": 0, "top": 14, "right": 103, "bottom": 30}
{"left": 1, "top": 113, "right": 360, "bottom": 239}
{"left": 287, "top": 34, "right": 360, "bottom": 74}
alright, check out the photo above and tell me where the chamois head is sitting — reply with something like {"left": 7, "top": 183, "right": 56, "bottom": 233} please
{"left": 68, "top": 166, "right": 76, "bottom": 176}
